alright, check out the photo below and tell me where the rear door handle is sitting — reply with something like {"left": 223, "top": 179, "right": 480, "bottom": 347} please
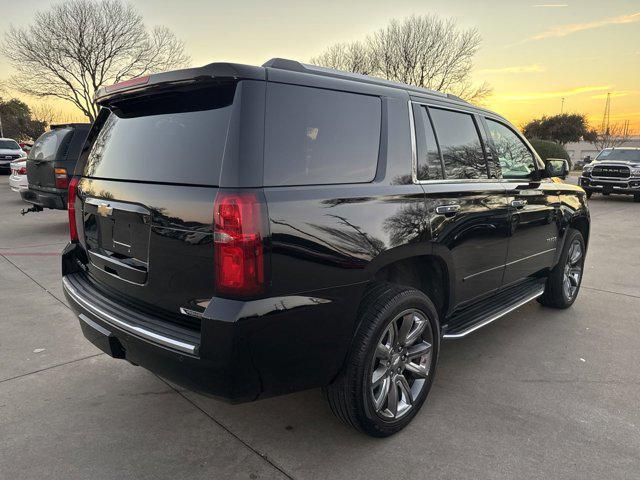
{"left": 435, "top": 204, "right": 461, "bottom": 215}
{"left": 510, "top": 199, "right": 527, "bottom": 209}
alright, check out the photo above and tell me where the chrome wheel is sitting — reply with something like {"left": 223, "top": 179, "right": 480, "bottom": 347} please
{"left": 563, "top": 238, "right": 583, "bottom": 300}
{"left": 369, "top": 309, "right": 433, "bottom": 420}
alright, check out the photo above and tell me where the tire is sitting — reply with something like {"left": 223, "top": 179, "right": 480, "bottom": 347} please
{"left": 325, "top": 282, "right": 440, "bottom": 437}
{"left": 634, "top": 194, "right": 640, "bottom": 203}
{"left": 602, "top": 192, "right": 610, "bottom": 196}
{"left": 585, "top": 190, "right": 592, "bottom": 199}
{"left": 539, "top": 229, "right": 585, "bottom": 309}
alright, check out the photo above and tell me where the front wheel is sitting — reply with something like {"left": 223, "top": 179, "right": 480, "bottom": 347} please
{"left": 585, "top": 190, "right": 593, "bottom": 199}
{"left": 634, "top": 193, "right": 640, "bottom": 203}
{"left": 325, "top": 283, "right": 440, "bottom": 437}
{"left": 539, "top": 229, "right": 585, "bottom": 309}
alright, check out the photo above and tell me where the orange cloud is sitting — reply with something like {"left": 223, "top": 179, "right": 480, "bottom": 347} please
{"left": 530, "top": 11, "right": 640, "bottom": 40}
{"left": 590, "top": 91, "right": 638, "bottom": 99}
{"left": 494, "top": 85, "right": 611, "bottom": 101}
{"left": 478, "top": 64, "right": 546, "bottom": 75}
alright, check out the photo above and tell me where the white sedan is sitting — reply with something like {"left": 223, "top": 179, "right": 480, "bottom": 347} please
{"left": 9, "top": 159, "right": 28, "bottom": 193}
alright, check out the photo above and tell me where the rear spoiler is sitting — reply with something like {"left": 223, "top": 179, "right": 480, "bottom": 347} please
{"left": 94, "top": 62, "right": 265, "bottom": 106}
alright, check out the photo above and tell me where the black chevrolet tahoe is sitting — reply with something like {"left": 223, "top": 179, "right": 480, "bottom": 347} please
{"left": 21, "top": 123, "right": 91, "bottom": 211}
{"left": 62, "top": 59, "right": 590, "bottom": 437}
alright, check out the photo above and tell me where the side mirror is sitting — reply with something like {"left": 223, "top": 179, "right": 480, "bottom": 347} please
{"left": 545, "top": 159, "right": 569, "bottom": 179}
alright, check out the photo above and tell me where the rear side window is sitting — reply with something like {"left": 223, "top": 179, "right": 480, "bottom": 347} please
{"left": 84, "top": 85, "right": 236, "bottom": 185}
{"left": 29, "top": 129, "right": 71, "bottom": 161}
{"left": 429, "top": 108, "right": 488, "bottom": 179}
{"left": 264, "top": 83, "right": 381, "bottom": 186}
{"left": 413, "top": 105, "right": 443, "bottom": 180}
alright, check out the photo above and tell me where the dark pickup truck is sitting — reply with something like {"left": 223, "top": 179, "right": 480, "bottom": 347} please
{"left": 21, "top": 123, "right": 91, "bottom": 212}
{"left": 61, "top": 59, "right": 590, "bottom": 437}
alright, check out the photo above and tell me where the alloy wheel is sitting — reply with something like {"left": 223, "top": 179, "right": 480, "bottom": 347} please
{"left": 369, "top": 309, "right": 433, "bottom": 420}
{"left": 563, "top": 239, "right": 584, "bottom": 300}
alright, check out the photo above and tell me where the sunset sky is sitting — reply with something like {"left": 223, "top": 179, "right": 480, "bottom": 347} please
{"left": 1, "top": 0, "right": 639, "bottom": 132}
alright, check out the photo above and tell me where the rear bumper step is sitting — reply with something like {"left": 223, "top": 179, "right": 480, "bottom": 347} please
{"left": 63, "top": 274, "right": 200, "bottom": 355}
{"left": 443, "top": 279, "right": 546, "bottom": 339}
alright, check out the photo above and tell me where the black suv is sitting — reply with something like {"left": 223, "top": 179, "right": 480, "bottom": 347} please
{"left": 579, "top": 147, "right": 640, "bottom": 201}
{"left": 62, "top": 59, "right": 590, "bottom": 437}
{"left": 21, "top": 123, "right": 91, "bottom": 212}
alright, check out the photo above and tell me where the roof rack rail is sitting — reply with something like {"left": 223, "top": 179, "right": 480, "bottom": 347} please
{"left": 262, "top": 57, "right": 456, "bottom": 101}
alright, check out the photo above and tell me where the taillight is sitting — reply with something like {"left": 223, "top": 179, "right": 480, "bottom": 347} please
{"left": 213, "top": 190, "right": 267, "bottom": 296}
{"left": 68, "top": 177, "right": 80, "bottom": 241}
{"left": 17, "top": 166, "right": 27, "bottom": 175}
{"left": 55, "top": 168, "right": 68, "bottom": 189}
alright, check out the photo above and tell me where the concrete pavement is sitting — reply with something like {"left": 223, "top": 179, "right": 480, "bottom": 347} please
{"left": 1, "top": 175, "right": 639, "bottom": 479}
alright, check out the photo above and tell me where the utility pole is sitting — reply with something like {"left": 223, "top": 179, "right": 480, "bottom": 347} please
{"left": 560, "top": 97, "right": 565, "bottom": 114}
{"left": 600, "top": 92, "right": 611, "bottom": 135}
{"left": 0, "top": 115, "right": 3, "bottom": 137}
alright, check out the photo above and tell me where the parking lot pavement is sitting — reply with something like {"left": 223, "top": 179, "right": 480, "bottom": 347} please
{"left": 1, "top": 175, "right": 639, "bottom": 480}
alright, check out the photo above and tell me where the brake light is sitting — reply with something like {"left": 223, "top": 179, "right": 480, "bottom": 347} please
{"left": 68, "top": 177, "right": 80, "bottom": 241}
{"left": 55, "top": 168, "right": 68, "bottom": 189}
{"left": 105, "top": 76, "right": 150, "bottom": 93}
{"left": 213, "top": 190, "right": 267, "bottom": 296}
{"left": 17, "top": 166, "right": 27, "bottom": 175}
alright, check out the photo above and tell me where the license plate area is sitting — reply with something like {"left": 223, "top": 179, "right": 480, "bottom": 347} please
{"left": 83, "top": 197, "right": 151, "bottom": 284}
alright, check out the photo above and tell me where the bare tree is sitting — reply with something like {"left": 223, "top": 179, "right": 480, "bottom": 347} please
{"left": 30, "top": 102, "right": 81, "bottom": 127}
{"left": 1, "top": 0, "right": 190, "bottom": 122}
{"left": 310, "top": 15, "right": 491, "bottom": 104}
{"left": 589, "top": 123, "right": 632, "bottom": 150}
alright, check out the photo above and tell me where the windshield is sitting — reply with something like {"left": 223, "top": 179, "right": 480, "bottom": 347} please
{"left": 28, "top": 128, "right": 72, "bottom": 161}
{"left": 0, "top": 140, "right": 20, "bottom": 150}
{"left": 595, "top": 149, "right": 640, "bottom": 162}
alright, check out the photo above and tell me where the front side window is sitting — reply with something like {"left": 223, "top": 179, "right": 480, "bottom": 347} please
{"left": 264, "top": 83, "right": 381, "bottom": 186}
{"left": 429, "top": 108, "right": 487, "bottom": 179}
{"left": 486, "top": 119, "right": 536, "bottom": 179}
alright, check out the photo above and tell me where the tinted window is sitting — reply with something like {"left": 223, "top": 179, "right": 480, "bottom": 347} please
{"left": 430, "top": 108, "right": 487, "bottom": 179}
{"left": 28, "top": 129, "right": 71, "bottom": 161}
{"left": 84, "top": 85, "right": 235, "bottom": 185}
{"left": 0, "top": 140, "right": 20, "bottom": 149}
{"left": 414, "top": 105, "right": 443, "bottom": 180}
{"left": 486, "top": 119, "right": 535, "bottom": 179}
{"left": 264, "top": 83, "right": 381, "bottom": 186}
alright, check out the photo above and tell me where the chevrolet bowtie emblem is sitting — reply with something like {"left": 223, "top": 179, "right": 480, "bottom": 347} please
{"left": 97, "top": 203, "right": 113, "bottom": 217}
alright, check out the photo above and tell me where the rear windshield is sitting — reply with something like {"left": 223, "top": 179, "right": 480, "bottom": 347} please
{"left": 84, "top": 84, "right": 236, "bottom": 185}
{"left": 595, "top": 149, "right": 640, "bottom": 162}
{"left": 0, "top": 139, "right": 20, "bottom": 150}
{"left": 29, "top": 129, "right": 72, "bottom": 161}
{"left": 264, "top": 83, "right": 381, "bottom": 186}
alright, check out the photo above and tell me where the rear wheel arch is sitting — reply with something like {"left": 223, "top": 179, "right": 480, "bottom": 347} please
{"left": 371, "top": 255, "right": 450, "bottom": 321}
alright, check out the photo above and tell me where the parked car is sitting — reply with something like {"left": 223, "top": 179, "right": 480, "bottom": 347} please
{"left": 579, "top": 147, "right": 640, "bottom": 201}
{"left": 21, "top": 124, "right": 91, "bottom": 211}
{"left": 9, "top": 159, "right": 28, "bottom": 193}
{"left": 19, "top": 141, "right": 33, "bottom": 154}
{"left": 62, "top": 59, "right": 590, "bottom": 437}
{"left": 0, "top": 138, "right": 27, "bottom": 173}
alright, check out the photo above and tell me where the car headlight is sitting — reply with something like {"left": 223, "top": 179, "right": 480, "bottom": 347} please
{"left": 582, "top": 165, "right": 593, "bottom": 174}
{"left": 631, "top": 167, "right": 640, "bottom": 177}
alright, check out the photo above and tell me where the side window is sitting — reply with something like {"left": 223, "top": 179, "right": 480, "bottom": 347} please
{"left": 28, "top": 128, "right": 71, "bottom": 161}
{"left": 429, "top": 108, "right": 488, "bottom": 179}
{"left": 413, "top": 105, "right": 443, "bottom": 180}
{"left": 264, "top": 83, "right": 381, "bottom": 186}
{"left": 486, "top": 119, "right": 536, "bottom": 179}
